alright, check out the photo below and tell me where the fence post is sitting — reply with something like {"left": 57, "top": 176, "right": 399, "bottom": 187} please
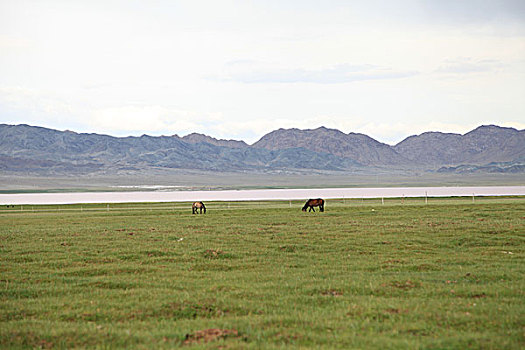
{"left": 425, "top": 191, "right": 428, "bottom": 204}
{"left": 472, "top": 193, "right": 475, "bottom": 203}
{"left": 381, "top": 197, "right": 384, "bottom": 205}
{"left": 107, "top": 204, "right": 109, "bottom": 212}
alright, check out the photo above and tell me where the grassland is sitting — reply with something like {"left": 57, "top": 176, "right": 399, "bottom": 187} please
{"left": 1, "top": 198, "right": 524, "bottom": 349}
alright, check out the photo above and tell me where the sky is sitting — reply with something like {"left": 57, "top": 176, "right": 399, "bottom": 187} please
{"left": 1, "top": 0, "right": 525, "bottom": 144}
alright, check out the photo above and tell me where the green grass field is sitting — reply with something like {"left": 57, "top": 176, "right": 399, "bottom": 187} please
{"left": 1, "top": 198, "right": 524, "bottom": 349}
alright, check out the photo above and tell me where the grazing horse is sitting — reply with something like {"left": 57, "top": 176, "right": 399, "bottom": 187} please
{"left": 192, "top": 201, "right": 206, "bottom": 214}
{"left": 302, "top": 198, "right": 325, "bottom": 212}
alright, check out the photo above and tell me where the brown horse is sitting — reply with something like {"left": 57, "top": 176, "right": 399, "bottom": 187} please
{"left": 192, "top": 201, "right": 206, "bottom": 214}
{"left": 302, "top": 198, "right": 324, "bottom": 212}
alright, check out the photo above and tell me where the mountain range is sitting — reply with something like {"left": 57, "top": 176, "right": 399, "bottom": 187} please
{"left": 0, "top": 123, "right": 523, "bottom": 175}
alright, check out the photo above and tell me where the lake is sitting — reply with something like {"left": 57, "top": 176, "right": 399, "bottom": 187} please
{"left": 1, "top": 186, "right": 524, "bottom": 205}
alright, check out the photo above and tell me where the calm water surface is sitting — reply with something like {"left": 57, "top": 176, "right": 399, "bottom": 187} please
{"left": 1, "top": 186, "right": 524, "bottom": 205}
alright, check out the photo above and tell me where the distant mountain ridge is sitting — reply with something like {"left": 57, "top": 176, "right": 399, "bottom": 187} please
{"left": 0, "top": 123, "right": 523, "bottom": 175}
{"left": 180, "top": 133, "right": 249, "bottom": 149}
{"left": 252, "top": 126, "right": 411, "bottom": 166}
{"left": 394, "top": 125, "right": 525, "bottom": 166}
{"left": 0, "top": 124, "right": 358, "bottom": 174}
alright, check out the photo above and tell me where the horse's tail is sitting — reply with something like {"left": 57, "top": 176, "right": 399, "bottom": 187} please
{"left": 202, "top": 202, "right": 206, "bottom": 214}
{"left": 320, "top": 199, "right": 325, "bottom": 212}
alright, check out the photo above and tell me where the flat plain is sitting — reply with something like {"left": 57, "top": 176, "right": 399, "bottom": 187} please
{"left": 1, "top": 197, "right": 524, "bottom": 349}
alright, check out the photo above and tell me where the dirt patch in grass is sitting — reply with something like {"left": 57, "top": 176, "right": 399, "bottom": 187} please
{"left": 383, "top": 259, "right": 402, "bottom": 264}
{"left": 184, "top": 328, "right": 239, "bottom": 345}
{"left": 358, "top": 251, "right": 375, "bottom": 255}
{"left": 204, "top": 249, "right": 223, "bottom": 259}
{"left": 454, "top": 292, "right": 488, "bottom": 299}
{"left": 279, "top": 245, "right": 297, "bottom": 252}
{"left": 321, "top": 289, "right": 343, "bottom": 297}
{"left": 470, "top": 293, "right": 487, "bottom": 298}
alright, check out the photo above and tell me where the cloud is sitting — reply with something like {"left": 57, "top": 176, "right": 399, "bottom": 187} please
{"left": 89, "top": 106, "right": 206, "bottom": 135}
{"left": 0, "top": 34, "right": 32, "bottom": 49}
{"left": 420, "top": 0, "right": 525, "bottom": 24}
{"left": 0, "top": 86, "right": 80, "bottom": 125}
{"left": 215, "top": 63, "right": 418, "bottom": 84}
{"left": 436, "top": 58, "right": 504, "bottom": 75}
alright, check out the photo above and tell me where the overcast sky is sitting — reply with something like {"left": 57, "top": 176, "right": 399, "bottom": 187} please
{"left": 1, "top": 0, "right": 524, "bottom": 144}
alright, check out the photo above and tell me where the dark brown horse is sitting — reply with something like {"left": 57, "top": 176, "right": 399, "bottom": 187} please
{"left": 302, "top": 198, "right": 324, "bottom": 212}
{"left": 192, "top": 201, "right": 206, "bottom": 214}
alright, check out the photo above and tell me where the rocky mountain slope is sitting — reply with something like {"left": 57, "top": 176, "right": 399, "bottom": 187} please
{"left": 180, "top": 133, "right": 249, "bottom": 148}
{"left": 252, "top": 127, "right": 411, "bottom": 166}
{"left": 394, "top": 125, "right": 525, "bottom": 166}
{"left": 0, "top": 123, "right": 523, "bottom": 175}
{"left": 0, "top": 124, "right": 358, "bottom": 174}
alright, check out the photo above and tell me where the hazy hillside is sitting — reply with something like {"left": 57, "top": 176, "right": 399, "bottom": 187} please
{"left": 0, "top": 124, "right": 359, "bottom": 174}
{"left": 252, "top": 126, "right": 411, "bottom": 166}
{"left": 180, "top": 133, "right": 249, "bottom": 149}
{"left": 0, "top": 123, "right": 523, "bottom": 175}
{"left": 394, "top": 125, "right": 525, "bottom": 166}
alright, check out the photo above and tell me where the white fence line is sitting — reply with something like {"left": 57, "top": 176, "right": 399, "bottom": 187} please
{"left": 0, "top": 195, "right": 523, "bottom": 214}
